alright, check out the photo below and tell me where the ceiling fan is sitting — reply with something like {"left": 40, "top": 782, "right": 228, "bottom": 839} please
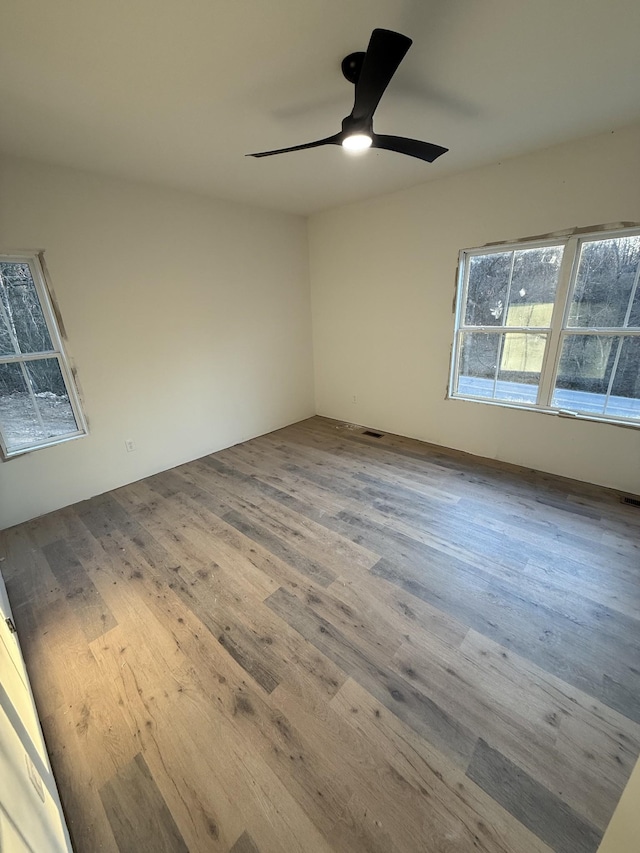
{"left": 247, "top": 28, "right": 448, "bottom": 163}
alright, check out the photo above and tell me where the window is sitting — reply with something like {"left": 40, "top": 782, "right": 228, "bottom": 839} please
{"left": 0, "top": 253, "right": 86, "bottom": 457}
{"left": 449, "top": 227, "right": 640, "bottom": 426}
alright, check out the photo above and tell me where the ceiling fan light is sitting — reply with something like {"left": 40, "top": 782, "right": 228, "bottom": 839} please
{"left": 342, "top": 133, "right": 372, "bottom": 152}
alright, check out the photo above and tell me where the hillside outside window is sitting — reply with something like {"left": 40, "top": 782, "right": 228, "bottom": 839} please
{"left": 450, "top": 227, "right": 640, "bottom": 426}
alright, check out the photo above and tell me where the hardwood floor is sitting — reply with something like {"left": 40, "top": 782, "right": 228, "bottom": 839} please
{"left": 2, "top": 416, "right": 639, "bottom": 853}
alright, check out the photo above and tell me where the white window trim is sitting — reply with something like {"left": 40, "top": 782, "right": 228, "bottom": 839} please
{"left": 448, "top": 225, "right": 640, "bottom": 429}
{"left": 0, "top": 251, "right": 87, "bottom": 459}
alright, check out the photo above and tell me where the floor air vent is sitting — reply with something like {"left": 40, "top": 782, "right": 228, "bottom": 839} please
{"left": 362, "top": 430, "right": 384, "bottom": 438}
{"left": 621, "top": 495, "right": 640, "bottom": 508}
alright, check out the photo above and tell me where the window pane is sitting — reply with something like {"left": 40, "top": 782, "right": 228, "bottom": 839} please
{"left": 628, "top": 286, "right": 640, "bottom": 328}
{"left": 552, "top": 334, "right": 619, "bottom": 414}
{"left": 0, "top": 310, "right": 16, "bottom": 356}
{"left": 495, "top": 333, "right": 546, "bottom": 403}
{"left": 506, "top": 246, "right": 563, "bottom": 327}
{"left": 606, "top": 336, "right": 640, "bottom": 419}
{"left": 0, "top": 362, "right": 46, "bottom": 451}
{"left": 0, "top": 359, "right": 78, "bottom": 453}
{"left": 568, "top": 235, "right": 640, "bottom": 328}
{"left": 464, "top": 252, "right": 511, "bottom": 326}
{"left": 25, "top": 358, "right": 77, "bottom": 438}
{"left": 0, "top": 262, "right": 54, "bottom": 354}
{"left": 456, "top": 332, "right": 500, "bottom": 397}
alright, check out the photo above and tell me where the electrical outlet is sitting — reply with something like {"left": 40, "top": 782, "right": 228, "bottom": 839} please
{"left": 125, "top": 439, "right": 136, "bottom": 452}
{"left": 352, "top": 395, "right": 357, "bottom": 404}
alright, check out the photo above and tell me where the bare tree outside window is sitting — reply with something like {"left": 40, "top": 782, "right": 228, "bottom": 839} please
{"left": 451, "top": 228, "right": 640, "bottom": 425}
{"left": 0, "top": 254, "right": 86, "bottom": 457}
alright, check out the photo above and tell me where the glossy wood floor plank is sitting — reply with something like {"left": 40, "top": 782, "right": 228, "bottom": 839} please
{"left": 2, "top": 415, "right": 639, "bottom": 853}
{"left": 467, "top": 739, "right": 601, "bottom": 853}
{"left": 99, "top": 753, "right": 190, "bottom": 853}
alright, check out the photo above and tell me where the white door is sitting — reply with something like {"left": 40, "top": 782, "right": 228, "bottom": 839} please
{"left": 0, "top": 573, "right": 73, "bottom": 852}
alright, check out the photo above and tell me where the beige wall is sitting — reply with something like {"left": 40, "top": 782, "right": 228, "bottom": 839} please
{"left": 308, "top": 124, "right": 640, "bottom": 494}
{"left": 0, "top": 157, "right": 314, "bottom": 529}
{"left": 3, "top": 125, "right": 640, "bottom": 528}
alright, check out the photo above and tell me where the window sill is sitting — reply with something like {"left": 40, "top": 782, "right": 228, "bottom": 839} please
{"left": 447, "top": 394, "right": 640, "bottom": 431}
{"left": 1, "top": 430, "right": 87, "bottom": 461}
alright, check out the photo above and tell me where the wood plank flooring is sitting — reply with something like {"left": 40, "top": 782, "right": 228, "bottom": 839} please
{"left": 2, "top": 416, "right": 639, "bottom": 853}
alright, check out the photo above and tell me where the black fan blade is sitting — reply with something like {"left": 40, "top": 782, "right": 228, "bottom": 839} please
{"left": 372, "top": 134, "right": 448, "bottom": 163}
{"left": 351, "top": 29, "right": 412, "bottom": 123}
{"left": 247, "top": 134, "right": 341, "bottom": 158}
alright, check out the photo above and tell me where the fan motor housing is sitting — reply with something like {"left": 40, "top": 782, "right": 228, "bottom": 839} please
{"left": 341, "top": 114, "right": 373, "bottom": 137}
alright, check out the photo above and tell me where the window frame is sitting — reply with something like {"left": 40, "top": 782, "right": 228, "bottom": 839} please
{"left": 448, "top": 225, "right": 640, "bottom": 428}
{"left": 0, "top": 251, "right": 87, "bottom": 459}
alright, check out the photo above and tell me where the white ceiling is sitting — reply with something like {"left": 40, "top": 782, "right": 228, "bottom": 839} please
{"left": 2, "top": 0, "right": 640, "bottom": 215}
